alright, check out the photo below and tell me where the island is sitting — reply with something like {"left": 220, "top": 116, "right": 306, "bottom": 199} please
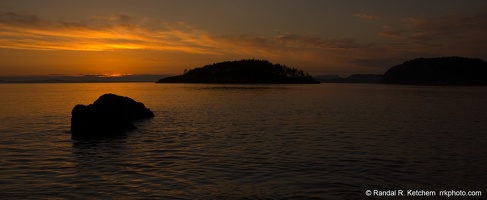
{"left": 156, "top": 59, "right": 320, "bottom": 84}
{"left": 317, "top": 74, "right": 383, "bottom": 83}
{"left": 380, "top": 57, "right": 487, "bottom": 85}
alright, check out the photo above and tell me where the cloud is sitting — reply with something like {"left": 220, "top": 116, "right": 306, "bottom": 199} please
{"left": 0, "top": 12, "right": 40, "bottom": 26}
{"left": 92, "top": 14, "right": 132, "bottom": 23}
{"left": 210, "top": 32, "right": 362, "bottom": 55}
{"left": 378, "top": 11, "right": 487, "bottom": 44}
{"left": 0, "top": 11, "right": 368, "bottom": 63}
{"left": 274, "top": 32, "right": 361, "bottom": 50}
{"left": 372, "top": 10, "right": 487, "bottom": 62}
{"left": 0, "top": 11, "right": 397, "bottom": 74}
{"left": 354, "top": 13, "right": 379, "bottom": 21}
{"left": 349, "top": 57, "right": 405, "bottom": 69}
{"left": 0, "top": 12, "right": 216, "bottom": 53}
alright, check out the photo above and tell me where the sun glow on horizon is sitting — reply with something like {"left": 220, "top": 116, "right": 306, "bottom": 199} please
{"left": 100, "top": 73, "right": 133, "bottom": 77}
{"left": 1, "top": 2, "right": 486, "bottom": 77}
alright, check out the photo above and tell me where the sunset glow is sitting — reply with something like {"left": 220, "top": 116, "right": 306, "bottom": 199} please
{"left": 1, "top": 1, "right": 486, "bottom": 76}
{"left": 100, "top": 73, "right": 133, "bottom": 77}
{"left": 1, "top": 1, "right": 487, "bottom": 197}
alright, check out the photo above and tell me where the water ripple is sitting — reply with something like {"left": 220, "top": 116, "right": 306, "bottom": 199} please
{"left": 1, "top": 83, "right": 487, "bottom": 199}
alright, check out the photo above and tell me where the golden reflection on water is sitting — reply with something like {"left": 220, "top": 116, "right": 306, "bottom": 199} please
{"left": 0, "top": 83, "right": 486, "bottom": 199}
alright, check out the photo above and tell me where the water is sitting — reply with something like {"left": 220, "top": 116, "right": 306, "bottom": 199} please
{"left": 0, "top": 83, "right": 486, "bottom": 199}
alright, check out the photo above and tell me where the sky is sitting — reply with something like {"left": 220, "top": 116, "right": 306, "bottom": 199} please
{"left": 1, "top": 0, "right": 487, "bottom": 76}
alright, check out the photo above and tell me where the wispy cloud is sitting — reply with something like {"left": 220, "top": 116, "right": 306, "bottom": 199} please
{"left": 354, "top": 13, "right": 379, "bottom": 21}
{"left": 378, "top": 11, "right": 487, "bottom": 45}
{"left": 0, "top": 12, "right": 216, "bottom": 53}
{"left": 8, "top": 11, "right": 485, "bottom": 75}
{"left": 0, "top": 12, "right": 40, "bottom": 26}
{"left": 210, "top": 32, "right": 362, "bottom": 55}
{"left": 0, "top": 11, "right": 366, "bottom": 62}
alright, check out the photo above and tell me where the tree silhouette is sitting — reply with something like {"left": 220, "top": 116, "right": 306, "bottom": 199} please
{"left": 156, "top": 59, "right": 319, "bottom": 84}
{"left": 381, "top": 56, "right": 487, "bottom": 85}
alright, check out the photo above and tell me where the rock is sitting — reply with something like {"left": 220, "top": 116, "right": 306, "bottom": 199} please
{"left": 70, "top": 94, "right": 154, "bottom": 140}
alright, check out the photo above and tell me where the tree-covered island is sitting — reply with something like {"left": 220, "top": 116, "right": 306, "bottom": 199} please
{"left": 380, "top": 57, "right": 487, "bottom": 85}
{"left": 156, "top": 59, "right": 320, "bottom": 84}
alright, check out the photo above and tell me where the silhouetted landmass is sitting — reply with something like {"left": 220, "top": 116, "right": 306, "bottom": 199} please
{"left": 314, "top": 75, "right": 342, "bottom": 82}
{"left": 71, "top": 94, "right": 154, "bottom": 140}
{"left": 37, "top": 79, "right": 72, "bottom": 83}
{"left": 318, "top": 74, "right": 383, "bottom": 83}
{"left": 381, "top": 57, "right": 487, "bottom": 85}
{"left": 156, "top": 59, "right": 320, "bottom": 84}
{"left": 0, "top": 79, "right": 73, "bottom": 83}
{"left": 0, "top": 75, "right": 168, "bottom": 83}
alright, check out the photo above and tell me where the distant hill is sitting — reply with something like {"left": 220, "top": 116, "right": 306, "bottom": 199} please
{"left": 317, "top": 74, "right": 383, "bottom": 83}
{"left": 314, "top": 75, "right": 342, "bottom": 81}
{"left": 381, "top": 57, "right": 487, "bottom": 85}
{"left": 156, "top": 59, "right": 320, "bottom": 84}
{"left": 0, "top": 75, "right": 167, "bottom": 83}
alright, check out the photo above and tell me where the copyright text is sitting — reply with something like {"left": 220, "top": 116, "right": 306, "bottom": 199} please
{"left": 365, "top": 189, "right": 482, "bottom": 198}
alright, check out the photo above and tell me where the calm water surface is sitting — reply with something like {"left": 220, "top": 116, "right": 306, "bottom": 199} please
{"left": 0, "top": 83, "right": 486, "bottom": 199}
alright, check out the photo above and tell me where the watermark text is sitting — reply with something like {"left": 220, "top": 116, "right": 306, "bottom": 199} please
{"left": 365, "top": 189, "right": 482, "bottom": 198}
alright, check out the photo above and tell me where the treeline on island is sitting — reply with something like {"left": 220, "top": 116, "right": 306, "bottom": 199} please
{"left": 156, "top": 59, "right": 320, "bottom": 84}
{"left": 380, "top": 56, "right": 487, "bottom": 85}
{"left": 5, "top": 57, "right": 484, "bottom": 85}
{"left": 316, "top": 56, "right": 487, "bottom": 85}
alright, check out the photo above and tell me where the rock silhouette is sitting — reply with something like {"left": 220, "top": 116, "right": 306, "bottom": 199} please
{"left": 381, "top": 57, "right": 487, "bottom": 85}
{"left": 70, "top": 94, "right": 154, "bottom": 140}
{"left": 156, "top": 59, "right": 320, "bottom": 84}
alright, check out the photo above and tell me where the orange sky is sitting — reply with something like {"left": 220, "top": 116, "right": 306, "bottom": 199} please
{"left": 1, "top": 0, "right": 487, "bottom": 76}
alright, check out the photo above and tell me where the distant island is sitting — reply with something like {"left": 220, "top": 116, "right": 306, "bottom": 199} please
{"left": 156, "top": 59, "right": 320, "bottom": 84}
{"left": 380, "top": 57, "right": 487, "bottom": 85}
{"left": 316, "top": 74, "right": 383, "bottom": 83}
{"left": 0, "top": 74, "right": 167, "bottom": 83}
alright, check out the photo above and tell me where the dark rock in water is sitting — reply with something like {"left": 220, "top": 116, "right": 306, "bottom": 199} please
{"left": 71, "top": 94, "right": 154, "bottom": 140}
